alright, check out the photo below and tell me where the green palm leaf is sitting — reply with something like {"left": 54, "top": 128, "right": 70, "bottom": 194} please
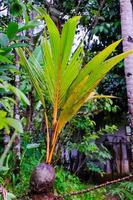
{"left": 41, "top": 38, "right": 57, "bottom": 104}
{"left": 60, "top": 16, "right": 81, "bottom": 72}
{"left": 37, "top": 11, "right": 81, "bottom": 119}
{"left": 67, "top": 39, "right": 122, "bottom": 94}
{"left": 16, "top": 11, "right": 133, "bottom": 162}
{"left": 43, "top": 13, "right": 60, "bottom": 67}
{"left": 17, "top": 13, "right": 133, "bottom": 133}
{"left": 17, "top": 48, "right": 45, "bottom": 107}
{"left": 57, "top": 50, "right": 133, "bottom": 133}
{"left": 60, "top": 44, "right": 83, "bottom": 105}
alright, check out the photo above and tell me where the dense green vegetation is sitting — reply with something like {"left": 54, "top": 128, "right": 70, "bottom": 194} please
{"left": 1, "top": 142, "right": 133, "bottom": 200}
{"left": 0, "top": 0, "right": 133, "bottom": 200}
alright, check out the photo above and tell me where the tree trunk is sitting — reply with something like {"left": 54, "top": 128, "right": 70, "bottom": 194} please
{"left": 25, "top": 10, "right": 35, "bottom": 133}
{"left": 120, "top": 0, "right": 133, "bottom": 128}
{"left": 13, "top": 53, "right": 21, "bottom": 174}
{"left": 25, "top": 90, "right": 34, "bottom": 132}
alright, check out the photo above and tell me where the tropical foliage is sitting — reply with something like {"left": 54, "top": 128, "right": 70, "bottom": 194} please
{"left": 17, "top": 9, "right": 133, "bottom": 164}
{"left": 0, "top": 1, "right": 133, "bottom": 200}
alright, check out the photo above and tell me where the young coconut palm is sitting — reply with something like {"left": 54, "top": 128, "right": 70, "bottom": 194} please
{"left": 17, "top": 10, "right": 133, "bottom": 198}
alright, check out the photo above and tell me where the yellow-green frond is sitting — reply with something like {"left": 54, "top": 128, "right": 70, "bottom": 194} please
{"left": 61, "top": 16, "right": 81, "bottom": 72}
{"left": 17, "top": 48, "right": 45, "bottom": 108}
{"left": 57, "top": 49, "right": 133, "bottom": 133}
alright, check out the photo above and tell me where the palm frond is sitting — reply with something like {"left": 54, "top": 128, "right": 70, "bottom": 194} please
{"left": 17, "top": 48, "right": 45, "bottom": 108}
{"left": 60, "top": 16, "right": 81, "bottom": 72}
{"left": 60, "top": 44, "right": 83, "bottom": 105}
{"left": 17, "top": 11, "right": 133, "bottom": 163}
{"left": 57, "top": 49, "right": 133, "bottom": 133}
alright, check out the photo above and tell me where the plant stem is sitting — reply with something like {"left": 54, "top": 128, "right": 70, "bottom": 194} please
{"left": 0, "top": 132, "right": 17, "bottom": 167}
{"left": 47, "top": 124, "right": 59, "bottom": 163}
{"left": 45, "top": 112, "right": 50, "bottom": 163}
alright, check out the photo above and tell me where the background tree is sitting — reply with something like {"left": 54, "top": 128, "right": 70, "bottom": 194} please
{"left": 120, "top": 0, "right": 133, "bottom": 129}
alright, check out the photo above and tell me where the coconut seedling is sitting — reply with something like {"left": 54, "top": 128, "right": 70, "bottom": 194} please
{"left": 17, "top": 9, "right": 133, "bottom": 199}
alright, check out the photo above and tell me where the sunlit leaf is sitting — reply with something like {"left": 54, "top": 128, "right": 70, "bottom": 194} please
{"left": 7, "top": 22, "right": 18, "bottom": 40}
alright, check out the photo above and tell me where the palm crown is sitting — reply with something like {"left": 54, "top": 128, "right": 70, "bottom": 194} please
{"left": 17, "top": 9, "right": 133, "bottom": 163}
